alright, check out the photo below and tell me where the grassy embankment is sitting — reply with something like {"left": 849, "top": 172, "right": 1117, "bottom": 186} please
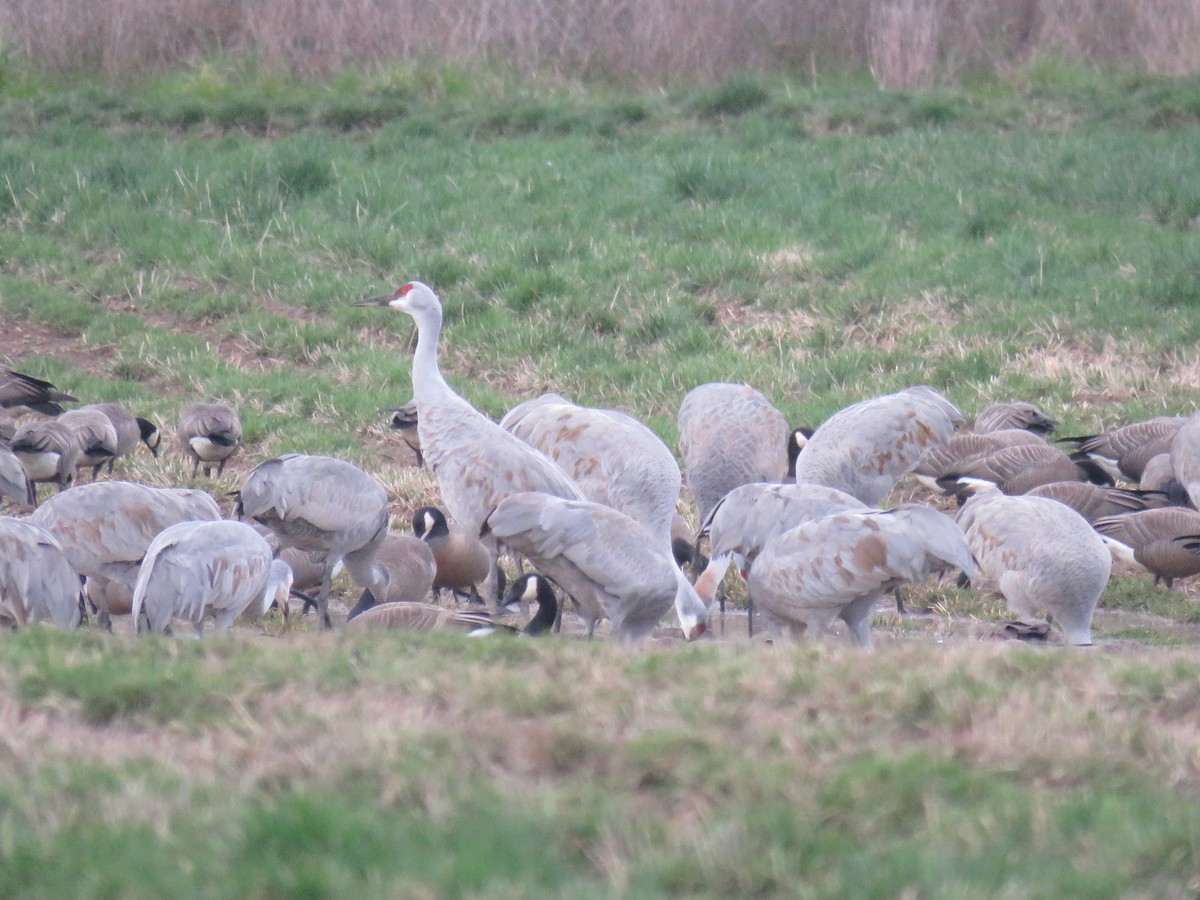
{"left": 2, "top": 62, "right": 1200, "bottom": 895}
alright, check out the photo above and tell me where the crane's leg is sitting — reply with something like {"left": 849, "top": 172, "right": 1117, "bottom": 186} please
{"left": 317, "top": 567, "right": 334, "bottom": 629}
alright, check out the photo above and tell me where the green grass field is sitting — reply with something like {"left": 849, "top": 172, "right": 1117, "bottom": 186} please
{"left": 3, "top": 60, "right": 1200, "bottom": 896}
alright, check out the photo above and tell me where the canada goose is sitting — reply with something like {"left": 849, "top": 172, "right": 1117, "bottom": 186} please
{"left": 1138, "top": 452, "right": 1189, "bottom": 506}
{"left": 84, "top": 574, "right": 134, "bottom": 617}
{"left": 58, "top": 407, "right": 120, "bottom": 481}
{"left": 973, "top": 401, "right": 1057, "bottom": 436}
{"left": 1169, "top": 412, "right": 1200, "bottom": 509}
{"left": 177, "top": 401, "right": 242, "bottom": 477}
{"left": 347, "top": 574, "right": 559, "bottom": 635}
{"left": 501, "top": 393, "right": 682, "bottom": 552}
{"left": 1062, "top": 416, "right": 1186, "bottom": 483}
{"left": 0, "top": 444, "right": 35, "bottom": 507}
{"left": 499, "top": 573, "right": 560, "bottom": 636}
{"left": 0, "top": 366, "right": 76, "bottom": 415}
{"left": 937, "top": 442, "right": 1112, "bottom": 495}
{"left": 237, "top": 453, "right": 390, "bottom": 629}
{"left": 677, "top": 382, "right": 790, "bottom": 523}
{"left": 747, "top": 506, "right": 975, "bottom": 647}
{"left": 1023, "top": 481, "right": 1167, "bottom": 523}
{"left": 385, "top": 399, "right": 422, "bottom": 466}
{"left": 783, "top": 427, "right": 813, "bottom": 482}
{"left": 693, "top": 481, "right": 868, "bottom": 614}
{"left": 912, "top": 428, "right": 1047, "bottom": 490}
{"left": 0, "top": 517, "right": 83, "bottom": 629}
{"left": 957, "top": 487, "right": 1110, "bottom": 645}
{"left": 412, "top": 506, "right": 495, "bottom": 601}
{"left": 344, "top": 532, "right": 437, "bottom": 620}
{"left": 10, "top": 418, "right": 82, "bottom": 499}
{"left": 0, "top": 408, "right": 16, "bottom": 443}
{"left": 132, "top": 520, "right": 292, "bottom": 636}
{"left": 354, "top": 282, "right": 585, "bottom": 599}
{"left": 28, "top": 481, "right": 221, "bottom": 629}
{"left": 793, "top": 386, "right": 963, "bottom": 506}
{"left": 670, "top": 512, "right": 707, "bottom": 571}
{"left": 484, "top": 492, "right": 709, "bottom": 641}
{"left": 1093, "top": 507, "right": 1200, "bottom": 587}
{"left": 92, "top": 402, "right": 161, "bottom": 471}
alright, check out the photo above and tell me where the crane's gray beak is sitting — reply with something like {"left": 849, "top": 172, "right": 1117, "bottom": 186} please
{"left": 353, "top": 295, "right": 392, "bottom": 307}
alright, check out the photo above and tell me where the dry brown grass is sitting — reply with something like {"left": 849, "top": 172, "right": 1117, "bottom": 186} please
{"left": 1, "top": 0, "right": 1197, "bottom": 84}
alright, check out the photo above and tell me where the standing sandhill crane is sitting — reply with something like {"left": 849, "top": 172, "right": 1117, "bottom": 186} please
{"left": 1093, "top": 507, "right": 1200, "bottom": 588}
{"left": 92, "top": 402, "right": 161, "bottom": 473}
{"left": 693, "top": 481, "right": 868, "bottom": 618}
{"left": 28, "top": 481, "right": 221, "bottom": 629}
{"left": 385, "top": 400, "right": 423, "bottom": 466}
{"left": 793, "top": 386, "right": 964, "bottom": 506}
{"left": 748, "top": 506, "right": 975, "bottom": 647}
{"left": 0, "top": 367, "right": 76, "bottom": 416}
{"left": 58, "top": 407, "right": 120, "bottom": 482}
{"left": 484, "top": 492, "right": 709, "bottom": 641}
{"left": 1063, "top": 416, "right": 1187, "bottom": 483}
{"left": 973, "top": 401, "right": 1057, "bottom": 436}
{"left": 132, "top": 520, "right": 292, "bottom": 636}
{"left": 345, "top": 532, "right": 437, "bottom": 620}
{"left": 500, "top": 393, "right": 682, "bottom": 552}
{"left": 0, "top": 517, "right": 83, "bottom": 629}
{"left": 10, "top": 418, "right": 82, "bottom": 500}
{"left": 354, "top": 282, "right": 585, "bottom": 598}
{"left": 1169, "top": 411, "right": 1200, "bottom": 509}
{"left": 936, "top": 442, "right": 1113, "bottom": 496}
{"left": 411, "top": 506, "right": 494, "bottom": 601}
{"left": 0, "top": 444, "right": 35, "bottom": 507}
{"left": 177, "top": 401, "right": 242, "bottom": 477}
{"left": 237, "top": 453, "right": 390, "bottom": 629}
{"left": 957, "top": 487, "right": 1110, "bottom": 645}
{"left": 677, "top": 382, "right": 790, "bottom": 524}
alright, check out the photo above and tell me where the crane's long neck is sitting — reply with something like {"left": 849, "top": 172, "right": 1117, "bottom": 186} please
{"left": 410, "top": 307, "right": 454, "bottom": 402}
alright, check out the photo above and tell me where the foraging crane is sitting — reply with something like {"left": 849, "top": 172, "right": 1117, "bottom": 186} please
{"left": 748, "top": 506, "right": 974, "bottom": 647}
{"left": 1169, "top": 411, "right": 1200, "bottom": 509}
{"left": 500, "top": 392, "right": 682, "bottom": 552}
{"left": 484, "top": 492, "right": 709, "bottom": 641}
{"left": 132, "top": 519, "right": 292, "bottom": 636}
{"left": 676, "top": 382, "right": 790, "bottom": 524}
{"left": 957, "top": 485, "right": 1110, "bottom": 645}
{"left": 237, "top": 453, "right": 390, "bottom": 629}
{"left": 177, "top": 401, "right": 242, "bottom": 477}
{"left": 10, "top": 418, "right": 82, "bottom": 499}
{"left": 0, "top": 516, "right": 83, "bottom": 629}
{"left": 792, "top": 385, "right": 964, "bottom": 505}
{"left": 0, "top": 366, "right": 76, "bottom": 415}
{"left": 0, "top": 443, "right": 35, "bottom": 507}
{"left": 354, "top": 282, "right": 585, "bottom": 597}
{"left": 28, "top": 480, "right": 221, "bottom": 629}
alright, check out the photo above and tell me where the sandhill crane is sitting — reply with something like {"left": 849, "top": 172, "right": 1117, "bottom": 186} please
{"left": 973, "top": 401, "right": 1057, "bottom": 436}
{"left": 10, "top": 418, "right": 82, "bottom": 499}
{"left": 354, "top": 282, "right": 584, "bottom": 598}
{"left": 500, "top": 393, "right": 682, "bottom": 552}
{"left": 1094, "top": 507, "right": 1200, "bottom": 587}
{"left": 28, "top": 480, "right": 221, "bottom": 629}
{"left": 793, "top": 386, "right": 964, "bottom": 506}
{"left": 693, "top": 481, "right": 868, "bottom": 615}
{"left": 58, "top": 407, "right": 120, "bottom": 481}
{"left": 1169, "top": 412, "right": 1200, "bottom": 509}
{"left": 677, "top": 382, "right": 790, "bottom": 524}
{"left": 912, "top": 428, "right": 1047, "bottom": 490}
{"left": 92, "top": 402, "right": 161, "bottom": 472}
{"left": 748, "top": 506, "right": 975, "bottom": 647}
{"left": 237, "top": 453, "right": 389, "bottom": 629}
{"left": 1063, "top": 416, "right": 1186, "bottom": 483}
{"left": 0, "top": 517, "right": 83, "bottom": 629}
{"left": 0, "top": 367, "right": 76, "bottom": 415}
{"left": 937, "top": 442, "right": 1112, "bottom": 495}
{"left": 177, "top": 401, "right": 242, "bottom": 477}
{"left": 1023, "top": 481, "right": 1167, "bottom": 523}
{"left": 0, "top": 444, "right": 34, "bottom": 507}
{"left": 957, "top": 487, "right": 1110, "bottom": 645}
{"left": 385, "top": 400, "right": 422, "bottom": 466}
{"left": 345, "top": 532, "right": 436, "bottom": 620}
{"left": 132, "top": 520, "right": 292, "bottom": 636}
{"left": 484, "top": 492, "right": 709, "bottom": 641}
{"left": 411, "top": 506, "right": 493, "bottom": 601}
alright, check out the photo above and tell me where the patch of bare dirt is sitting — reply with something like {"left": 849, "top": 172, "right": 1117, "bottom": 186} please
{"left": 0, "top": 315, "right": 114, "bottom": 377}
